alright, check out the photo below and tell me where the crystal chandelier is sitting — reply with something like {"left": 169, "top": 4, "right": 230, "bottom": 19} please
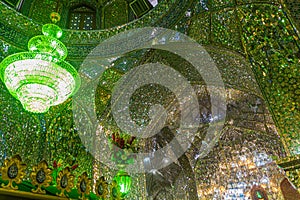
{"left": 0, "top": 13, "right": 80, "bottom": 113}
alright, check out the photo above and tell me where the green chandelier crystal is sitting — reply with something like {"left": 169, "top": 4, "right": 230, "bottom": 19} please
{"left": 0, "top": 15, "right": 80, "bottom": 113}
{"left": 113, "top": 170, "right": 132, "bottom": 198}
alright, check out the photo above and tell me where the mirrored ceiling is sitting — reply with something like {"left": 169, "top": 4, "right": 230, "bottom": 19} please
{"left": 2, "top": 0, "right": 160, "bottom": 29}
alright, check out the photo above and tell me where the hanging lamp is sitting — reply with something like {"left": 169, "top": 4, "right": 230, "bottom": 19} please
{"left": 0, "top": 12, "right": 80, "bottom": 113}
{"left": 113, "top": 169, "right": 132, "bottom": 198}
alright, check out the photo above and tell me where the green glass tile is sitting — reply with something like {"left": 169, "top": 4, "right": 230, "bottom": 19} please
{"left": 188, "top": 13, "right": 210, "bottom": 44}
{"left": 212, "top": 10, "right": 243, "bottom": 52}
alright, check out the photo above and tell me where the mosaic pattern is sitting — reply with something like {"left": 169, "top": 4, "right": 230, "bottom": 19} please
{"left": 30, "top": 0, "right": 61, "bottom": 24}
{"left": 27, "top": 0, "right": 163, "bottom": 30}
{"left": 78, "top": 45, "right": 286, "bottom": 198}
{"left": 103, "top": 0, "right": 128, "bottom": 29}
{"left": 285, "top": 0, "right": 300, "bottom": 31}
{"left": 0, "top": 80, "right": 43, "bottom": 170}
{"left": 0, "top": 0, "right": 300, "bottom": 199}
{"left": 0, "top": 0, "right": 189, "bottom": 56}
{"left": 186, "top": 1, "right": 300, "bottom": 155}
{"left": 238, "top": 4, "right": 300, "bottom": 154}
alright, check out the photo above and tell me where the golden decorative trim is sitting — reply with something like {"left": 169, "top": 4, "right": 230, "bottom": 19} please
{"left": 110, "top": 180, "right": 122, "bottom": 200}
{"left": 95, "top": 176, "right": 108, "bottom": 199}
{"left": 77, "top": 172, "right": 92, "bottom": 200}
{"left": 129, "top": 0, "right": 151, "bottom": 17}
{"left": 0, "top": 188, "right": 68, "bottom": 200}
{"left": 56, "top": 167, "right": 75, "bottom": 197}
{"left": 276, "top": 155, "right": 300, "bottom": 170}
{"left": 276, "top": 155, "right": 300, "bottom": 189}
{"left": 50, "top": 12, "right": 61, "bottom": 23}
{"left": 30, "top": 160, "right": 53, "bottom": 194}
{"left": 0, "top": 155, "right": 26, "bottom": 190}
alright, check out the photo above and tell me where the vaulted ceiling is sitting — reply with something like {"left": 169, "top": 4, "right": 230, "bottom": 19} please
{"left": 0, "top": 0, "right": 299, "bottom": 199}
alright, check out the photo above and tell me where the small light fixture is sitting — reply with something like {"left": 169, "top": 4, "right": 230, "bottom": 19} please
{"left": 113, "top": 169, "right": 132, "bottom": 198}
{"left": 0, "top": 12, "right": 80, "bottom": 113}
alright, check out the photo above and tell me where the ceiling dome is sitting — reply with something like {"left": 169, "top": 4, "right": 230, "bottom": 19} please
{"left": 5, "top": 0, "right": 160, "bottom": 30}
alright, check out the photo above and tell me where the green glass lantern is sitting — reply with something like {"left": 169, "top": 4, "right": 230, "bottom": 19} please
{"left": 0, "top": 13, "right": 80, "bottom": 113}
{"left": 113, "top": 170, "right": 132, "bottom": 198}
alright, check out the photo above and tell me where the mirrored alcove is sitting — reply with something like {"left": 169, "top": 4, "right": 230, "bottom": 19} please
{"left": 0, "top": 0, "right": 299, "bottom": 199}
